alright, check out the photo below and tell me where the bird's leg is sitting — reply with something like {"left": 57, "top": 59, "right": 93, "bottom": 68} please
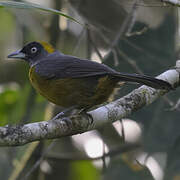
{"left": 52, "top": 106, "right": 77, "bottom": 120}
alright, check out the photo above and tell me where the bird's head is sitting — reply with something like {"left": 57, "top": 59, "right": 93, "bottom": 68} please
{"left": 8, "top": 41, "right": 55, "bottom": 65}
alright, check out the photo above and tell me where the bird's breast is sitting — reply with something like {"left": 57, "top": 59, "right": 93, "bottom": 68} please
{"left": 28, "top": 67, "right": 119, "bottom": 108}
{"left": 29, "top": 67, "right": 65, "bottom": 105}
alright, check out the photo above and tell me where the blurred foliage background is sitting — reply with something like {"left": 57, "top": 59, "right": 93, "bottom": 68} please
{"left": 0, "top": 0, "right": 179, "bottom": 179}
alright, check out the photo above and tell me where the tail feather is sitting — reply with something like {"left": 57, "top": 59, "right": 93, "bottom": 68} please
{"left": 113, "top": 72, "right": 173, "bottom": 90}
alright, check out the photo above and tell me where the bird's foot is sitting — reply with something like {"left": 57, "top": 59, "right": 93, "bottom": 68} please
{"left": 78, "top": 108, "right": 94, "bottom": 125}
{"left": 61, "top": 117, "right": 73, "bottom": 129}
{"left": 52, "top": 106, "right": 77, "bottom": 120}
{"left": 52, "top": 111, "right": 66, "bottom": 120}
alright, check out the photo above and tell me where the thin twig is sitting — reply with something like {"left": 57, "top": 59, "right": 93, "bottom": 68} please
{"left": 125, "top": 3, "right": 138, "bottom": 36}
{"left": 120, "top": 119, "right": 125, "bottom": 141}
{"left": 92, "top": 20, "right": 144, "bottom": 73}
{"left": 72, "top": 28, "right": 86, "bottom": 55}
{"left": 88, "top": 31, "right": 104, "bottom": 61}
{"left": 86, "top": 26, "right": 92, "bottom": 59}
{"left": 115, "top": 47, "right": 144, "bottom": 74}
{"left": 23, "top": 141, "right": 55, "bottom": 180}
{"left": 113, "top": 0, "right": 171, "bottom": 7}
{"left": 122, "top": 38, "right": 157, "bottom": 60}
{"left": 110, "top": 0, "right": 140, "bottom": 48}
{"left": 126, "top": 26, "right": 148, "bottom": 37}
{"left": 112, "top": 48, "right": 120, "bottom": 67}
{"left": 45, "top": 143, "right": 141, "bottom": 161}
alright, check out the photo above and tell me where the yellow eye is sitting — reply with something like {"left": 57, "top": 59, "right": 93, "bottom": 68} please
{"left": 31, "top": 47, "right": 37, "bottom": 53}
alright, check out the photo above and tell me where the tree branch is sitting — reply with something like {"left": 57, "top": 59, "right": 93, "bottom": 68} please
{"left": 162, "top": 0, "right": 180, "bottom": 6}
{"left": 0, "top": 61, "right": 179, "bottom": 146}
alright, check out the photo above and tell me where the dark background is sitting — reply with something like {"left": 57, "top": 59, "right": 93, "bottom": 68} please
{"left": 0, "top": 0, "right": 179, "bottom": 179}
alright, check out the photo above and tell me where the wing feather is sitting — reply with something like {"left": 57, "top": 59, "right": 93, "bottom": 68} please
{"left": 34, "top": 53, "right": 115, "bottom": 79}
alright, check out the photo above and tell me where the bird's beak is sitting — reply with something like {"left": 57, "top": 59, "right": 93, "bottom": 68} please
{"left": 7, "top": 50, "right": 26, "bottom": 59}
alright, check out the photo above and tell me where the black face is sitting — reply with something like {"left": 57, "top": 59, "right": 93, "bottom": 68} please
{"left": 8, "top": 41, "right": 50, "bottom": 66}
{"left": 20, "top": 41, "right": 44, "bottom": 60}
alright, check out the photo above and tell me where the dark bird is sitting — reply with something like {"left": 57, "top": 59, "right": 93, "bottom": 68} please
{"left": 8, "top": 41, "right": 172, "bottom": 113}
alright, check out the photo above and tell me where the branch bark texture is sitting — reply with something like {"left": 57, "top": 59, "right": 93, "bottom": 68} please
{"left": 0, "top": 61, "right": 180, "bottom": 146}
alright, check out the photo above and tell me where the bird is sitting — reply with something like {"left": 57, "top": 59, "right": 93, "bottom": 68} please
{"left": 8, "top": 41, "right": 172, "bottom": 116}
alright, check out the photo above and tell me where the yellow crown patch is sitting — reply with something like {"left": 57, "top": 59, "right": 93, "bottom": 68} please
{"left": 39, "top": 41, "right": 55, "bottom": 53}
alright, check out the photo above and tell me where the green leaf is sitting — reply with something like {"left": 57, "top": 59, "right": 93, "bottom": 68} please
{"left": 70, "top": 161, "right": 100, "bottom": 180}
{"left": 0, "top": 1, "right": 82, "bottom": 25}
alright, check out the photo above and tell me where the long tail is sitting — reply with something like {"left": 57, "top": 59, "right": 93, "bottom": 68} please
{"left": 112, "top": 72, "right": 173, "bottom": 90}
